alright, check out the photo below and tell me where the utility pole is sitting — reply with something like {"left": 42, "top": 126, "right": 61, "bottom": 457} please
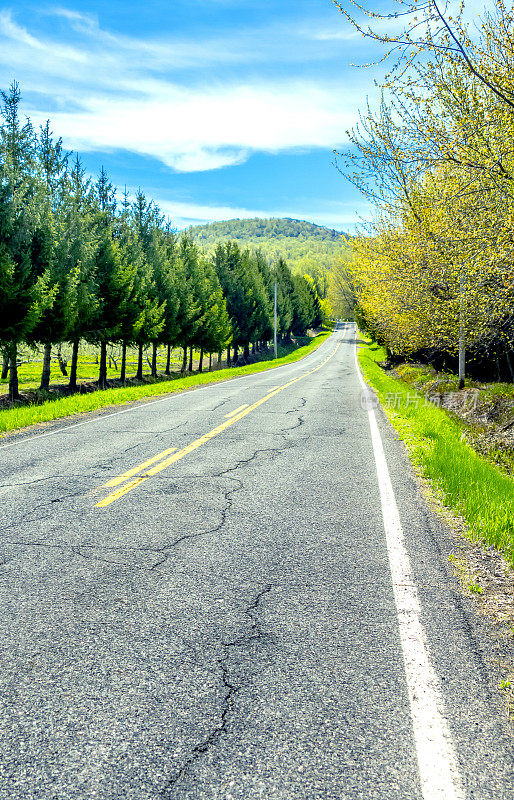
{"left": 456, "top": 218, "right": 466, "bottom": 390}
{"left": 458, "top": 274, "right": 465, "bottom": 389}
{"left": 273, "top": 281, "right": 278, "bottom": 359}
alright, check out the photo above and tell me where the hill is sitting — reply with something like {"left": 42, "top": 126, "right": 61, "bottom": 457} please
{"left": 188, "top": 217, "right": 350, "bottom": 275}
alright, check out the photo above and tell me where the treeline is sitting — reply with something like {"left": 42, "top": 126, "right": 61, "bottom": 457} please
{"left": 0, "top": 84, "right": 324, "bottom": 401}
{"left": 338, "top": 0, "right": 514, "bottom": 382}
{"left": 190, "top": 217, "right": 344, "bottom": 243}
{"left": 189, "top": 216, "right": 352, "bottom": 312}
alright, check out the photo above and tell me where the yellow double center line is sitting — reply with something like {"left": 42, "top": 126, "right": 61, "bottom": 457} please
{"left": 95, "top": 342, "right": 341, "bottom": 507}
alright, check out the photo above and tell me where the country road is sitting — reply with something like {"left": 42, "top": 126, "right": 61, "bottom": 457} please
{"left": 0, "top": 323, "right": 512, "bottom": 799}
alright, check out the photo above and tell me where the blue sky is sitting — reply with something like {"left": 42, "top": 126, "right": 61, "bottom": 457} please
{"left": 0, "top": 0, "right": 381, "bottom": 230}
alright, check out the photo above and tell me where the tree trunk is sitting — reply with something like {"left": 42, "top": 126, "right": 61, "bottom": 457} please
{"left": 120, "top": 342, "right": 127, "bottom": 383}
{"left": 457, "top": 274, "right": 465, "bottom": 389}
{"left": 217, "top": 350, "right": 222, "bottom": 369}
{"left": 227, "top": 346, "right": 231, "bottom": 367}
{"left": 233, "top": 345, "right": 238, "bottom": 364}
{"left": 181, "top": 346, "right": 188, "bottom": 373}
{"left": 505, "top": 346, "right": 514, "bottom": 383}
{"left": 198, "top": 348, "right": 204, "bottom": 373}
{"left": 1, "top": 351, "right": 9, "bottom": 380}
{"left": 68, "top": 340, "right": 79, "bottom": 391}
{"left": 151, "top": 342, "right": 158, "bottom": 378}
{"left": 188, "top": 346, "right": 193, "bottom": 373}
{"left": 8, "top": 341, "right": 19, "bottom": 401}
{"left": 57, "top": 344, "right": 68, "bottom": 376}
{"left": 98, "top": 341, "right": 108, "bottom": 389}
{"left": 251, "top": 342, "right": 256, "bottom": 355}
{"left": 40, "top": 342, "right": 52, "bottom": 391}
{"left": 136, "top": 343, "right": 143, "bottom": 380}
{"left": 165, "top": 344, "right": 171, "bottom": 375}
{"left": 209, "top": 353, "right": 212, "bottom": 371}
{"left": 458, "top": 313, "right": 465, "bottom": 388}
{"left": 244, "top": 343, "right": 250, "bottom": 360}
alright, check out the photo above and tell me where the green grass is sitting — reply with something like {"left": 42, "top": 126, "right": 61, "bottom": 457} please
{"left": 395, "top": 362, "right": 514, "bottom": 401}
{"left": 0, "top": 332, "right": 332, "bottom": 436}
{"left": 358, "top": 338, "right": 514, "bottom": 566}
{"left": 1, "top": 344, "right": 196, "bottom": 393}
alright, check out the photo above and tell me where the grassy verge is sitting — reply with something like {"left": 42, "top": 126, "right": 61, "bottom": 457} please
{"left": 358, "top": 337, "right": 514, "bottom": 567}
{"left": 393, "top": 362, "right": 514, "bottom": 476}
{"left": 0, "top": 332, "right": 332, "bottom": 436}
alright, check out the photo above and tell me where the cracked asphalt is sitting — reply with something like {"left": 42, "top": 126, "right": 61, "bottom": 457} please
{"left": 0, "top": 324, "right": 513, "bottom": 799}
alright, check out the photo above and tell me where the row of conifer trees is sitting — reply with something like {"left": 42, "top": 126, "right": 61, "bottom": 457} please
{"left": 0, "top": 83, "right": 323, "bottom": 400}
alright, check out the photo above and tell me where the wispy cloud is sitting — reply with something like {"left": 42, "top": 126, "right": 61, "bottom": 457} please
{"left": 0, "top": 9, "right": 88, "bottom": 62}
{"left": 306, "top": 27, "right": 360, "bottom": 42}
{"left": 28, "top": 81, "right": 359, "bottom": 172}
{"left": 156, "top": 198, "right": 370, "bottom": 230}
{"left": 0, "top": 8, "right": 365, "bottom": 172}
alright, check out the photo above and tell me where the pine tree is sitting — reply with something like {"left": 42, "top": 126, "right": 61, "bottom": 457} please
{"left": 192, "top": 258, "right": 231, "bottom": 370}
{"left": 59, "top": 156, "right": 97, "bottom": 391}
{"left": 0, "top": 84, "right": 55, "bottom": 399}
{"left": 291, "top": 274, "right": 316, "bottom": 336}
{"left": 128, "top": 191, "right": 165, "bottom": 379}
{"left": 176, "top": 235, "right": 205, "bottom": 372}
{"left": 38, "top": 120, "right": 69, "bottom": 205}
{"left": 32, "top": 123, "right": 74, "bottom": 390}
{"left": 95, "top": 166, "right": 116, "bottom": 216}
{"left": 90, "top": 230, "right": 133, "bottom": 388}
{"left": 273, "top": 258, "right": 294, "bottom": 339}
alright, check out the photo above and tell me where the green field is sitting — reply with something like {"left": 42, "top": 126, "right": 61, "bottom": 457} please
{"left": 1, "top": 343, "right": 191, "bottom": 395}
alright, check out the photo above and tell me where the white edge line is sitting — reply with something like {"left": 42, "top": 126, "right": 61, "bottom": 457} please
{"left": 0, "top": 332, "right": 338, "bottom": 450}
{"left": 353, "top": 325, "right": 464, "bottom": 800}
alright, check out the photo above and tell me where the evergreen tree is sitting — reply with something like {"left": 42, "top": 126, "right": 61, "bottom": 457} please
{"left": 150, "top": 226, "right": 180, "bottom": 377}
{"left": 38, "top": 121, "right": 69, "bottom": 205}
{"left": 0, "top": 84, "right": 55, "bottom": 399}
{"left": 304, "top": 274, "right": 323, "bottom": 328}
{"left": 128, "top": 193, "right": 165, "bottom": 379}
{"left": 95, "top": 166, "right": 116, "bottom": 216}
{"left": 176, "top": 234, "right": 205, "bottom": 372}
{"left": 192, "top": 258, "right": 231, "bottom": 370}
{"left": 239, "top": 249, "right": 272, "bottom": 359}
{"left": 90, "top": 229, "right": 134, "bottom": 388}
{"left": 291, "top": 274, "right": 316, "bottom": 336}
{"left": 59, "top": 156, "right": 97, "bottom": 390}
{"left": 253, "top": 250, "right": 274, "bottom": 348}
{"left": 273, "top": 257, "right": 294, "bottom": 338}
{"left": 32, "top": 124, "right": 75, "bottom": 390}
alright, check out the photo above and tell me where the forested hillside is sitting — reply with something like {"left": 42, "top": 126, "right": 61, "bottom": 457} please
{"left": 189, "top": 217, "right": 350, "bottom": 277}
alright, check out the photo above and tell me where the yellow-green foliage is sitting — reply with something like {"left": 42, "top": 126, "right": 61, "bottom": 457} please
{"left": 340, "top": 1, "right": 514, "bottom": 358}
{"left": 350, "top": 169, "right": 514, "bottom": 356}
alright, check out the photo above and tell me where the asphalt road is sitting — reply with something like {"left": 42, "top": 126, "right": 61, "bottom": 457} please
{"left": 0, "top": 324, "right": 512, "bottom": 799}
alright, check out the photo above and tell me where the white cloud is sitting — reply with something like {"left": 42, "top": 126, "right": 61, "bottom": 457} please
{"left": 25, "top": 81, "right": 358, "bottom": 172}
{"left": 0, "top": 8, "right": 365, "bottom": 171}
{"left": 308, "top": 28, "right": 360, "bottom": 42}
{"left": 49, "top": 8, "right": 99, "bottom": 33}
{"left": 0, "top": 9, "right": 88, "bottom": 62}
